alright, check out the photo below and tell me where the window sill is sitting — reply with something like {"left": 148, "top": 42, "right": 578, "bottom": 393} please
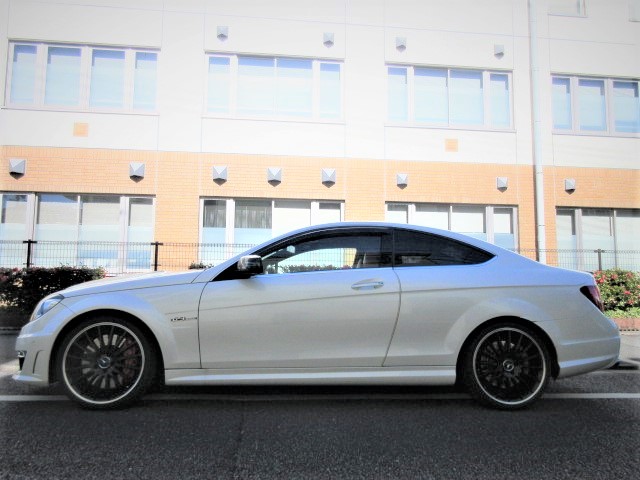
{"left": 1, "top": 105, "right": 160, "bottom": 117}
{"left": 552, "top": 131, "right": 640, "bottom": 139}
{"left": 385, "top": 123, "right": 516, "bottom": 134}
{"left": 201, "top": 114, "right": 345, "bottom": 126}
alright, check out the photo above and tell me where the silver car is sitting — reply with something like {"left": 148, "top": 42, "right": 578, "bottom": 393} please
{"left": 14, "top": 223, "right": 620, "bottom": 410}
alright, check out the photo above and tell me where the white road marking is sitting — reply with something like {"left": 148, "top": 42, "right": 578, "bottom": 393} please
{"left": 1, "top": 392, "right": 640, "bottom": 403}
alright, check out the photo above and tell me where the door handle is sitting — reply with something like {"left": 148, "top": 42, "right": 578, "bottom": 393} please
{"left": 351, "top": 280, "right": 384, "bottom": 290}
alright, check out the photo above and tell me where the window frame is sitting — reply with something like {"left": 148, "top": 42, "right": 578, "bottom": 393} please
{"left": 385, "top": 202, "right": 519, "bottom": 249}
{"left": 551, "top": 75, "right": 640, "bottom": 137}
{"left": 0, "top": 192, "right": 155, "bottom": 272}
{"left": 5, "top": 41, "right": 159, "bottom": 114}
{"left": 200, "top": 198, "right": 345, "bottom": 245}
{"left": 555, "top": 207, "right": 640, "bottom": 270}
{"left": 548, "top": 0, "right": 587, "bottom": 17}
{"left": 386, "top": 65, "right": 514, "bottom": 131}
{"left": 204, "top": 53, "right": 344, "bottom": 122}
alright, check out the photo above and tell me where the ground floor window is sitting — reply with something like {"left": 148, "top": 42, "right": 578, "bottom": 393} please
{"left": 200, "top": 198, "right": 343, "bottom": 265}
{"left": 385, "top": 203, "right": 517, "bottom": 250}
{"left": 0, "top": 192, "right": 154, "bottom": 271}
{"left": 556, "top": 208, "right": 639, "bottom": 270}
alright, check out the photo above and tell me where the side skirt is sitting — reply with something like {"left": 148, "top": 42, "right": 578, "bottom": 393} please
{"left": 165, "top": 366, "right": 456, "bottom": 386}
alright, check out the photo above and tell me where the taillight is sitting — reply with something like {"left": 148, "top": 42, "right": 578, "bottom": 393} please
{"left": 580, "top": 285, "right": 604, "bottom": 312}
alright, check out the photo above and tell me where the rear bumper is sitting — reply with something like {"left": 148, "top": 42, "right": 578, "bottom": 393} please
{"left": 556, "top": 335, "right": 621, "bottom": 379}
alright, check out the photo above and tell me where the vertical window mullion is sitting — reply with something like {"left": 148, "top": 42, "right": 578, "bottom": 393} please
{"left": 486, "top": 206, "right": 495, "bottom": 243}
{"left": 81, "top": 46, "right": 92, "bottom": 109}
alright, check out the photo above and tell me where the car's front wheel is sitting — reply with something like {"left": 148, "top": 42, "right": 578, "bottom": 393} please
{"left": 57, "top": 316, "right": 156, "bottom": 409}
{"left": 463, "top": 323, "right": 550, "bottom": 410}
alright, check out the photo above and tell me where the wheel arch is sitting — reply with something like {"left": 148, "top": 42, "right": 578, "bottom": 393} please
{"left": 49, "top": 309, "right": 165, "bottom": 384}
{"left": 455, "top": 316, "right": 559, "bottom": 383}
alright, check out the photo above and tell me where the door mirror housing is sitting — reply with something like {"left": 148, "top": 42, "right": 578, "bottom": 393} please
{"left": 236, "top": 255, "right": 263, "bottom": 276}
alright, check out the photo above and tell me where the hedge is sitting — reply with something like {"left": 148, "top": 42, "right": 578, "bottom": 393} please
{"left": 592, "top": 269, "right": 640, "bottom": 312}
{"left": 0, "top": 266, "right": 106, "bottom": 314}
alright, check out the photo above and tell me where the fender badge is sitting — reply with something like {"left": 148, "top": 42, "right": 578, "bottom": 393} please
{"left": 170, "top": 316, "right": 197, "bottom": 323}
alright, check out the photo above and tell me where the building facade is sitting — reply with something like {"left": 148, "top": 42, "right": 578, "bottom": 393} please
{"left": 1, "top": 0, "right": 639, "bottom": 272}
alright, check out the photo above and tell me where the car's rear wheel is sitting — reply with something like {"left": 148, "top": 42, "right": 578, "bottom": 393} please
{"left": 463, "top": 323, "right": 550, "bottom": 410}
{"left": 57, "top": 317, "right": 156, "bottom": 409}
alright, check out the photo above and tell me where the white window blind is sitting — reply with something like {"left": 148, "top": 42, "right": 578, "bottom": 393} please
{"left": 45, "top": 47, "right": 82, "bottom": 106}
{"left": 10, "top": 45, "right": 37, "bottom": 104}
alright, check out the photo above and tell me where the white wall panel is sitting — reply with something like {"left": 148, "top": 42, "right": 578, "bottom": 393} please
{"left": 204, "top": 16, "right": 345, "bottom": 60}
{"left": 552, "top": 135, "right": 640, "bottom": 170}
{"left": 0, "top": 110, "right": 159, "bottom": 150}
{"left": 384, "top": 128, "right": 519, "bottom": 164}
{"left": 7, "top": 0, "right": 163, "bottom": 47}
{"left": 201, "top": 119, "right": 345, "bottom": 157}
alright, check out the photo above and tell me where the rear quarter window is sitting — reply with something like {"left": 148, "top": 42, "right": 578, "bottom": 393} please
{"left": 394, "top": 229, "right": 494, "bottom": 266}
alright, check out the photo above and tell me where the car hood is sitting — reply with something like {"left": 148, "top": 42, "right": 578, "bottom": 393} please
{"left": 60, "top": 270, "right": 202, "bottom": 297}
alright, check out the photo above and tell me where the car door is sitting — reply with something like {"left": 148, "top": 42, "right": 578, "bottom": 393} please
{"left": 198, "top": 228, "right": 401, "bottom": 369}
{"left": 384, "top": 228, "right": 495, "bottom": 367}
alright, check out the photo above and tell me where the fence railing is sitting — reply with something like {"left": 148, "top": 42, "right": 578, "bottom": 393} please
{"left": 0, "top": 240, "right": 255, "bottom": 275}
{"left": 1, "top": 240, "right": 639, "bottom": 275}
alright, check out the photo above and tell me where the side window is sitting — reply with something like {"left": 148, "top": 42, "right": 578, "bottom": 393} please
{"left": 394, "top": 230, "right": 493, "bottom": 267}
{"left": 261, "top": 232, "right": 392, "bottom": 274}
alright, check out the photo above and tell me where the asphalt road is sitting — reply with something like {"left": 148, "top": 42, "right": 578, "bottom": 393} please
{"left": 1, "top": 332, "right": 639, "bottom": 480}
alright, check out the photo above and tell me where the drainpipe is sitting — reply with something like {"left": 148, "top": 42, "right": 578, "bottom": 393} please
{"left": 528, "top": 0, "right": 547, "bottom": 264}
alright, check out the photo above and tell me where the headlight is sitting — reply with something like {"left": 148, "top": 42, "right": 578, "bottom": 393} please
{"left": 30, "top": 294, "right": 64, "bottom": 322}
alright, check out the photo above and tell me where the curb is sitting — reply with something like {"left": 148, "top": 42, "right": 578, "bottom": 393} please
{"left": 613, "top": 318, "right": 640, "bottom": 332}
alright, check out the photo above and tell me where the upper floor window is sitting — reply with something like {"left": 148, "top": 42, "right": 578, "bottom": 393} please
{"left": 6, "top": 42, "right": 158, "bottom": 112}
{"left": 548, "top": 0, "right": 586, "bottom": 16}
{"left": 206, "top": 54, "right": 342, "bottom": 120}
{"left": 387, "top": 66, "right": 512, "bottom": 129}
{"left": 552, "top": 76, "right": 640, "bottom": 135}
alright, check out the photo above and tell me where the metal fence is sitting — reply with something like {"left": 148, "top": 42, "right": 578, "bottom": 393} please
{"left": 1, "top": 240, "right": 639, "bottom": 275}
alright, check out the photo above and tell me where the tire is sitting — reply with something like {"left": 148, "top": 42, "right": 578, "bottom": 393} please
{"left": 57, "top": 316, "right": 156, "bottom": 409}
{"left": 463, "top": 322, "right": 550, "bottom": 410}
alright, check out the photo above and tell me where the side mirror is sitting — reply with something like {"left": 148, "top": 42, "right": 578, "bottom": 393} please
{"left": 236, "top": 255, "right": 263, "bottom": 276}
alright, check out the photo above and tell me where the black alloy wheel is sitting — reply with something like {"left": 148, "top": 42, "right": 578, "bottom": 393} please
{"left": 58, "top": 317, "right": 156, "bottom": 409}
{"left": 463, "top": 323, "right": 550, "bottom": 409}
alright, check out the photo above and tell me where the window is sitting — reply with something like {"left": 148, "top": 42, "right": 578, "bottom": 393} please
{"left": 386, "top": 203, "right": 517, "bottom": 249}
{"left": 10, "top": 45, "right": 37, "bottom": 104}
{"left": 387, "top": 66, "right": 512, "bottom": 129}
{"left": 548, "top": 0, "right": 586, "bottom": 16}
{"left": 1, "top": 194, "right": 29, "bottom": 240}
{"left": 45, "top": 47, "right": 82, "bottom": 106}
{"left": 206, "top": 54, "right": 342, "bottom": 120}
{"left": 0, "top": 193, "right": 155, "bottom": 272}
{"left": 632, "top": 0, "right": 640, "bottom": 21}
{"left": 6, "top": 42, "right": 158, "bottom": 112}
{"left": 200, "top": 198, "right": 343, "bottom": 265}
{"left": 552, "top": 75, "right": 640, "bottom": 135}
{"left": 0, "top": 194, "right": 29, "bottom": 267}
{"left": 394, "top": 229, "right": 493, "bottom": 267}
{"left": 556, "top": 208, "right": 640, "bottom": 270}
{"left": 261, "top": 231, "right": 391, "bottom": 274}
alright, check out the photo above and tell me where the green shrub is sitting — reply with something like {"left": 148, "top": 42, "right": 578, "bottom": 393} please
{"left": 593, "top": 269, "right": 640, "bottom": 312}
{"left": 0, "top": 266, "right": 105, "bottom": 314}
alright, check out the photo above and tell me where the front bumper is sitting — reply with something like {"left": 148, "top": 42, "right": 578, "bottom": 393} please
{"left": 13, "top": 332, "right": 53, "bottom": 386}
